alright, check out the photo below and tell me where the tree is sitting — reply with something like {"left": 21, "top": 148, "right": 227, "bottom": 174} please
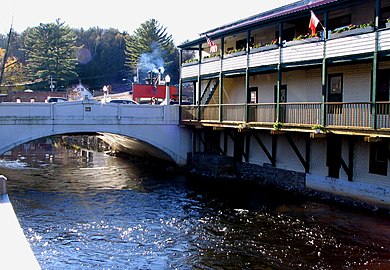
{"left": 74, "top": 27, "right": 127, "bottom": 90}
{"left": 0, "top": 48, "right": 27, "bottom": 86}
{"left": 125, "top": 19, "right": 178, "bottom": 84}
{"left": 22, "top": 19, "right": 79, "bottom": 90}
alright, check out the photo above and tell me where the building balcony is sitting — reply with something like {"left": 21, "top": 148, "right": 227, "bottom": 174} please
{"left": 180, "top": 101, "right": 390, "bottom": 135}
{"left": 181, "top": 27, "right": 390, "bottom": 79}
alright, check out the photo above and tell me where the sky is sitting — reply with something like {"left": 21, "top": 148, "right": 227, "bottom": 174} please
{"left": 1, "top": 0, "right": 297, "bottom": 45}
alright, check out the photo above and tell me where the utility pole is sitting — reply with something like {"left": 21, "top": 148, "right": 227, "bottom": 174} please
{"left": 49, "top": 75, "right": 55, "bottom": 92}
{"left": 0, "top": 19, "right": 13, "bottom": 89}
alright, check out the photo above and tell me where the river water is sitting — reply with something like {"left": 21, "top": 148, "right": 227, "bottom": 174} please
{"left": 0, "top": 140, "right": 390, "bottom": 270}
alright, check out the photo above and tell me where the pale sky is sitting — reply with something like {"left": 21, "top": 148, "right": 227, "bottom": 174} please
{"left": 1, "top": 0, "right": 297, "bottom": 45}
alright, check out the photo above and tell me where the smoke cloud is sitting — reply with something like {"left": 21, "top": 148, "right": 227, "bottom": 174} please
{"left": 138, "top": 42, "right": 165, "bottom": 75}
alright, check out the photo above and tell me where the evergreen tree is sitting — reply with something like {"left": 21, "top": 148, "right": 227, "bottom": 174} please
{"left": 125, "top": 19, "right": 178, "bottom": 84}
{"left": 23, "top": 19, "right": 79, "bottom": 90}
{"left": 74, "top": 27, "right": 127, "bottom": 90}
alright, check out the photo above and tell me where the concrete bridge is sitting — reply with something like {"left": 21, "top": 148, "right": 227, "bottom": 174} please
{"left": 0, "top": 99, "right": 192, "bottom": 165}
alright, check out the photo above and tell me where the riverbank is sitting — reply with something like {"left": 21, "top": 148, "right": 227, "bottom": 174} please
{"left": 184, "top": 153, "right": 390, "bottom": 215}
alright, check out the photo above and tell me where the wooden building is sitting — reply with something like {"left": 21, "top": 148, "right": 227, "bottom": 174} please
{"left": 178, "top": 0, "right": 390, "bottom": 209}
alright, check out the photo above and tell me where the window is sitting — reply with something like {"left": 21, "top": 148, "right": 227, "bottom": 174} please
{"left": 328, "top": 14, "right": 351, "bottom": 30}
{"left": 369, "top": 141, "right": 389, "bottom": 176}
{"left": 249, "top": 87, "right": 258, "bottom": 103}
{"left": 235, "top": 37, "right": 254, "bottom": 50}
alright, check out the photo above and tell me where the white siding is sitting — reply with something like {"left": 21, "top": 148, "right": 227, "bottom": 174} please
{"left": 326, "top": 33, "right": 375, "bottom": 58}
{"left": 378, "top": 29, "right": 390, "bottom": 51}
{"left": 328, "top": 63, "right": 372, "bottom": 102}
{"left": 222, "top": 54, "right": 247, "bottom": 71}
{"left": 200, "top": 59, "right": 220, "bottom": 75}
{"left": 181, "top": 64, "right": 198, "bottom": 78}
{"left": 282, "top": 41, "right": 324, "bottom": 63}
{"left": 249, "top": 49, "right": 279, "bottom": 67}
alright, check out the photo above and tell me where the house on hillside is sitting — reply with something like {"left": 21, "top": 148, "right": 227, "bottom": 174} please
{"left": 67, "top": 83, "right": 93, "bottom": 101}
{"left": 178, "top": 0, "right": 390, "bottom": 209}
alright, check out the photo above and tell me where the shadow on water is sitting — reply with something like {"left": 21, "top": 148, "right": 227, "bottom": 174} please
{"left": 0, "top": 139, "right": 389, "bottom": 269}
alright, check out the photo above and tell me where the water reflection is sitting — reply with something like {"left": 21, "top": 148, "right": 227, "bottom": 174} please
{"left": 0, "top": 137, "right": 389, "bottom": 269}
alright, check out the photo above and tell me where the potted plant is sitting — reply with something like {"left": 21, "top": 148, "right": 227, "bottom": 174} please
{"left": 311, "top": 124, "right": 327, "bottom": 134}
{"left": 251, "top": 39, "right": 278, "bottom": 53}
{"left": 284, "top": 33, "right": 320, "bottom": 47}
{"left": 329, "top": 22, "right": 374, "bottom": 39}
{"left": 273, "top": 121, "right": 283, "bottom": 130}
{"left": 224, "top": 47, "right": 246, "bottom": 58}
{"left": 203, "top": 52, "right": 221, "bottom": 62}
{"left": 183, "top": 58, "right": 199, "bottom": 66}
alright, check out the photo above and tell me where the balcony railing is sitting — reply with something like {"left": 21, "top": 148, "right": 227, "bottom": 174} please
{"left": 325, "top": 102, "right": 372, "bottom": 128}
{"left": 181, "top": 101, "right": 390, "bottom": 131}
{"left": 181, "top": 28, "right": 390, "bottom": 79}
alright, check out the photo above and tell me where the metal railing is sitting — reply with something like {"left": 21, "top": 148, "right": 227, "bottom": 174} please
{"left": 376, "top": 102, "right": 390, "bottom": 129}
{"left": 325, "top": 102, "right": 372, "bottom": 128}
{"left": 281, "top": 102, "right": 322, "bottom": 125}
{"left": 181, "top": 101, "right": 390, "bottom": 130}
{"left": 222, "top": 104, "right": 246, "bottom": 122}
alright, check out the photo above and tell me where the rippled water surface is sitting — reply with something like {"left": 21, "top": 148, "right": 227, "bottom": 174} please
{"left": 1, "top": 145, "right": 390, "bottom": 269}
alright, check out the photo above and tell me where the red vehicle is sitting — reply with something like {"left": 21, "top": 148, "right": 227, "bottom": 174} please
{"left": 132, "top": 84, "right": 178, "bottom": 104}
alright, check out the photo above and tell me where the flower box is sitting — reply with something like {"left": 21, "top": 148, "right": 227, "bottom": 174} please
{"left": 284, "top": 37, "right": 321, "bottom": 47}
{"left": 250, "top": 44, "right": 278, "bottom": 53}
{"left": 223, "top": 50, "right": 246, "bottom": 58}
{"left": 182, "top": 60, "right": 199, "bottom": 67}
{"left": 328, "top": 26, "right": 374, "bottom": 39}
{"left": 202, "top": 56, "right": 220, "bottom": 63}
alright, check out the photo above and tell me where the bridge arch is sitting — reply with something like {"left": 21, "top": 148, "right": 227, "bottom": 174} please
{"left": 0, "top": 101, "right": 191, "bottom": 165}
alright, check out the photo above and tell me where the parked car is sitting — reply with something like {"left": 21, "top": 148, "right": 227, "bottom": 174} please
{"left": 47, "top": 97, "right": 67, "bottom": 103}
{"left": 108, "top": 99, "right": 139, "bottom": 105}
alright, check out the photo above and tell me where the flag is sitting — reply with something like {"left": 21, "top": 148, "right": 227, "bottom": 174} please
{"left": 309, "top": 11, "right": 320, "bottom": 36}
{"left": 206, "top": 35, "right": 218, "bottom": 53}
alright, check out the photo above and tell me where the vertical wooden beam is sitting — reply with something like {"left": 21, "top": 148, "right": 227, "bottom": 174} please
{"left": 372, "top": 0, "right": 381, "bottom": 129}
{"left": 321, "top": 11, "right": 328, "bottom": 126}
{"left": 245, "top": 30, "right": 251, "bottom": 123}
{"left": 197, "top": 44, "right": 202, "bottom": 121}
{"left": 348, "top": 137, "right": 355, "bottom": 181}
{"left": 276, "top": 22, "right": 283, "bottom": 122}
{"left": 244, "top": 132, "right": 250, "bottom": 162}
{"left": 272, "top": 135, "right": 277, "bottom": 167}
{"left": 179, "top": 49, "right": 183, "bottom": 107}
{"left": 224, "top": 130, "right": 228, "bottom": 154}
{"left": 219, "top": 37, "right": 224, "bottom": 122}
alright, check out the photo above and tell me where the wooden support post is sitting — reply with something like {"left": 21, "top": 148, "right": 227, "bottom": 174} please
{"left": 244, "top": 133, "right": 251, "bottom": 162}
{"left": 253, "top": 132, "right": 275, "bottom": 166}
{"left": 272, "top": 135, "right": 277, "bottom": 167}
{"left": 285, "top": 134, "right": 310, "bottom": 173}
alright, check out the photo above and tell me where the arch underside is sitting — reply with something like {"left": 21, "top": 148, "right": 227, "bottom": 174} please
{"left": 0, "top": 131, "right": 175, "bottom": 163}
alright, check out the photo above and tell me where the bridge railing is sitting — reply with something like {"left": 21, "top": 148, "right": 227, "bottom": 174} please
{"left": 0, "top": 100, "right": 181, "bottom": 124}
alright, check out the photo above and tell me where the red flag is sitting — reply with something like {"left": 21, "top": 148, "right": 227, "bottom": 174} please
{"left": 309, "top": 11, "right": 320, "bottom": 36}
{"left": 206, "top": 35, "right": 218, "bottom": 54}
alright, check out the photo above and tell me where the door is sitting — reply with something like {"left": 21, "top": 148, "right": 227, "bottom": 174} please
{"left": 248, "top": 87, "right": 258, "bottom": 122}
{"left": 377, "top": 69, "right": 390, "bottom": 102}
{"left": 327, "top": 74, "right": 343, "bottom": 115}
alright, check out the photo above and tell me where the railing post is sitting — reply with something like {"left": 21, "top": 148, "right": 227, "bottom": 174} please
{"left": 276, "top": 22, "right": 283, "bottom": 122}
{"left": 219, "top": 37, "right": 224, "bottom": 122}
{"left": 197, "top": 44, "right": 202, "bottom": 121}
{"left": 245, "top": 30, "right": 251, "bottom": 123}
{"left": 321, "top": 11, "right": 328, "bottom": 126}
{"left": 371, "top": 0, "right": 381, "bottom": 129}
